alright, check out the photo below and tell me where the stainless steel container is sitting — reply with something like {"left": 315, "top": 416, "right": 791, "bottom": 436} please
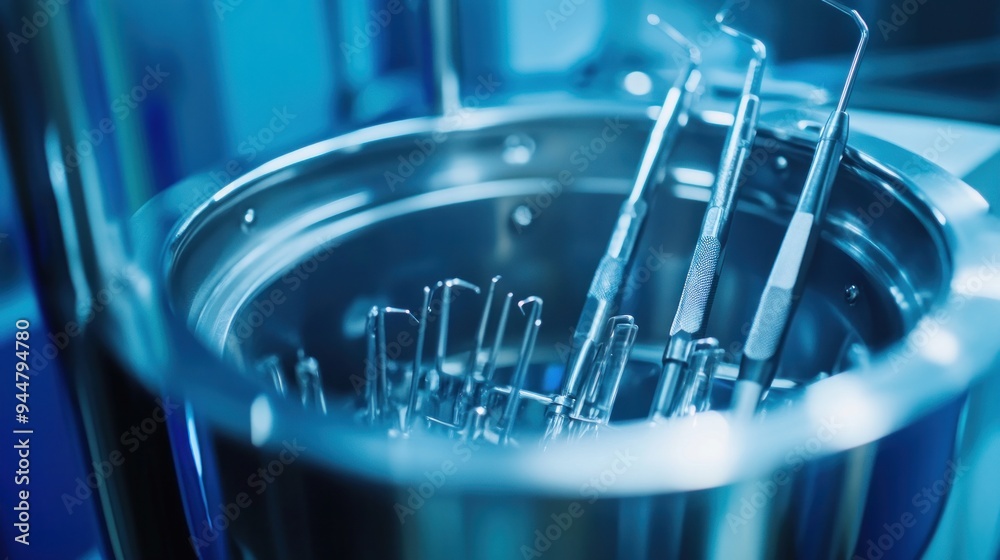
{"left": 131, "top": 102, "right": 1000, "bottom": 559}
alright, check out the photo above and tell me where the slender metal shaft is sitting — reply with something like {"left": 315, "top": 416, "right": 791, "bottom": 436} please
{"left": 576, "top": 317, "right": 638, "bottom": 425}
{"left": 404, "top": 287, "right": 432, "bottom": 432}
{"left": 559, "top": 15, "right": 702, "bottom": 410}
{"left": 733, "top": 0, "right": 868, "bottom": 416}
{"left": 650, "top": 12, "right": 766, "bottom": 419}
{"left": 482, "top": 292, "right": 514, "bottom": 386}
{"left": 431, "top": 278, "right": 480, "bottom": 375}
{"left": 572, "top": 316, "right": 636, "bottom": 420}
{"left": 257, "top": 355, "right": 288, "bottom": 397}
{"left": 465, "top": 276, "right": 499, "bottom": 384}
{"left": 429, "top": 0, "right": 462, "bottom": 116}
{"left": 364, "top": 306, "right": 416, "bottom": 425}
{"left": 365, "top": 307, "right": 380, "bottom": 424}
{"left": 454, "top": 276, "right": 501, "bottom": 424}
{"left": 499, "top": 297, "right": 543, "bottom": 445}
{"left": 674, "top": 338, "right": 724, "bottom": 416}
{"left": 296, "top": 349, "right": 327, "bottom": 415}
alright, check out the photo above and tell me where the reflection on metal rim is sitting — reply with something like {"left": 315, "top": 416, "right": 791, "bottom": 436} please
{"left": 131, "top": 102, "right": 1000, "bottom": 494}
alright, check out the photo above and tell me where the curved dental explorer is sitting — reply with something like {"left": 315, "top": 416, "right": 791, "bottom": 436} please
{"left": 465, "top": 275, "right": 501, "bottom": 377}
{"left": 550, "top": 14, "right": 702, "bottom": 439}
{"left": 403, "top": 287, "right": 432, "bottom": 433}
{"left": 650, "top": 4, "right": 767, "bottom": 420}
{"left": 364, "top": 306, "right": 417, "bottom": 425}
{"left": 481, "top": 292, "right": 514, "bottom": 389}
{"left": 430, "top": 278, "right": 481, "bottom": 376}
{"left": 732, "top": 0, "right": 869, "bottom": 417}
{"left": 402, "top": 279, "right": 479, "bottom": 432}
{"left": 499, "top": 297, "right": 543, "bottom": 446}
{"left": 454, "top": 276, "right": 502, "bottom": 424}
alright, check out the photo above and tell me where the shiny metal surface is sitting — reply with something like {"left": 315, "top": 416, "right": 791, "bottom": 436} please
{"left": 651, "top": 9, "right": 766, "bottom": 420}
{"left": 733, "top": 1, "right": 870, "bottom": 415}
{"left": 131, "top": 102, "right": 1000, "bottom": 559}
{"left": 556, "top": 16, "right": 702, "bottom": 440}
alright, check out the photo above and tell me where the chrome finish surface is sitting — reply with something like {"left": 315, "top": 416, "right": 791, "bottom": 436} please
{"left": 556, "top": 16, "right": 702, "bottom": 438}
{"left": 734, "top": 1, "right": 870, "bottom": 415}
{"left": 131, "top": 102, "right": 1000, "bottom": 558}
{"left": 651, "top": 9, "right": 766, "bottom": 420}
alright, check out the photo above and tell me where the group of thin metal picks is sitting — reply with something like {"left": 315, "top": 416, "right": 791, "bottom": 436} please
{"left": 258, "top": 0, "right": 869, "bottom": 449}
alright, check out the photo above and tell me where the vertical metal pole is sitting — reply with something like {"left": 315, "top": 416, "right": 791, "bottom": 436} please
{"left": 429, "top": 0, "right": 462, "bottom": 115}
{"left": 0, "top": 2, "right": 191, "bottom": 557}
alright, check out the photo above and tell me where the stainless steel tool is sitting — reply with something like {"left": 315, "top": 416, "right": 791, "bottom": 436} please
{"left": 363, "top": 307, "right": 415, "bottom": 424}
{"left": 568, "top": 315, "right": 638, "bottom": 439}
{"left": 497, "top": 297, "right": 543, "bottom": 445}
{"left": 133, "top": 94, "right": 1000, "bottom": 560}
{"left": 649, "top": 6, "right": 768, "bottom": 420}
{"left": 546, "top": 13, "right": 703, "bottom": 441}
{"left": 202, "top": 3, "right": 874, "bottom": 448}
{"left": 18, "top": 0, "right": 1000, "bottom": 553}
{"left": 732, "top": 0, "right": 869, "bottom": 417}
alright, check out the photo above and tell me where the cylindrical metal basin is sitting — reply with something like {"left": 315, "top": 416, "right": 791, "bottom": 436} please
{"left": 132, "top": 102, "right": 1000, "bottom": 559}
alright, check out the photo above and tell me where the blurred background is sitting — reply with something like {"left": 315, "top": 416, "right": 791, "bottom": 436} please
{"left": 4, "top": 0, "right": 1000, "bottom": 206}
{"left": 0, "top": 0, "right": 998, "bottom": 558}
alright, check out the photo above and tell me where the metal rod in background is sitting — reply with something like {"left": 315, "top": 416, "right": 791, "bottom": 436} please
{"left": 365, "top": 307, "right": 380, "bottom": 424}
{"left": 570, "top": 317, "right": 639, "bottom": 440}
{"left": 404, "top": 287, "right": 432, "bottom": 432}
{"left": 364, "top": 307, "right": 416, "bottom": 425}
{"left": 0, "top": 2, "right": 193, "bottom": 557}
{"left": 650, "top": 6, "right": 767, "bottom": 420}
{"left": 499, "top": 297, "right": 543, "bottom": 445}
{"left": 481, "top": 292, "right": 514, "bottom": 386}
{"left": 455, "top": 275, "right": 501, "bottom": 423}
{"left": 732, "top": 0, "right": 869, "bottom": 417}
{"left": 550, "top": 14, "right": 702, "bottom": 439}
{"left": 464, "top": 276, "right": 499, "bottom": 385}
{"left": 572, "top": 315, "right": 637, "bottom": 421}
{"left": 256, "top": 355, "right": 288, "bottom": 397}
{"left": 295, "top": 349, "right": 327, "bottom": 414}
{"left": 431, "top": 278, "right": 480, "bottom": 376}
{"left": 674, "top": 338, "right": 724, "bottom": 416}
{"left": 429, "top": 0, "right": 462, "bottom": 116}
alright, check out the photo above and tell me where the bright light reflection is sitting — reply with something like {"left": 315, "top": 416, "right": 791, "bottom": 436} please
{"left": 923, "top": 330, "right": 960, "bottom": 366}
{"left": 250, "top": 395, "right": 273, "bottom": 447}
{"left": 624, "top": 71, "right": 653, "bottom": 96}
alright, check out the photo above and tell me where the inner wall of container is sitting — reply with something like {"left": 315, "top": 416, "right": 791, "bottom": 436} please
{"left": 164, "top": 113, "right": 946, "bottom": 423}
